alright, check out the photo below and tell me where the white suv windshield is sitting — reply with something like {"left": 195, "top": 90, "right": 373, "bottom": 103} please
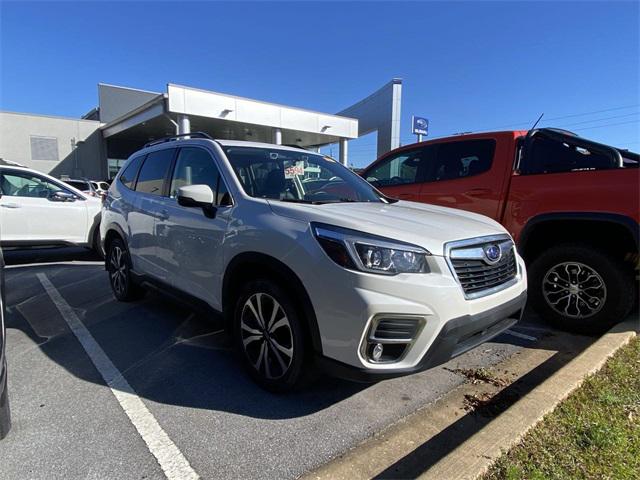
{"left": 223, "top": 146, "right": 384, "bottom": 204}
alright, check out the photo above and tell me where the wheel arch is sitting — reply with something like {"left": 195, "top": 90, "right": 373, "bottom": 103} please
{"left": 103, "top": 223, "right": 127, "bottom": 270}
{"left": 222, "top": 252, "right": 323, "bottom": 355}
{"left": 519, "top": 212, "right": 639, "bottom": 264}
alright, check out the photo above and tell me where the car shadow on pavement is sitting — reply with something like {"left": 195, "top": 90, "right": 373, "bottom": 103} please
{"left": 3, "top": 246, "right": 101, "bottom": 265}
{"left": 3, "top": 249, "right": 366, "bottom": 420}
{"left": 372, "top": 331, "right": 601, "bottom": 479}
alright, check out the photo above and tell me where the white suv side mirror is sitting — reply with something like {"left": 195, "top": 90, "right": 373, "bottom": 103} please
{"left": 177, "top": 184, "right": 214, "bottom": 208}
{"left": 49, "top": 190, "right": 76, "bottom": 202}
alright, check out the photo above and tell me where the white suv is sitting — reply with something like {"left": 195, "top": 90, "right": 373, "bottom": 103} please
{"left": 0, "top": 165, "right": 102, "bottom": 252}
{"left": 101, "top": 133, "right": 527, "bottom": 391}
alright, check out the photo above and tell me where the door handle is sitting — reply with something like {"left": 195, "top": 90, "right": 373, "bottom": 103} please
{"left": 157, "top": 209, "right": 169, "bottom": 221}
{"left": 397, "top": 193, "right": 414, "bottom": 199}
{"left": 465, "top": 188, "right": 492, "bottom": 197}
{"left": 1, "top": 202, "right": 20, "bottom": 209}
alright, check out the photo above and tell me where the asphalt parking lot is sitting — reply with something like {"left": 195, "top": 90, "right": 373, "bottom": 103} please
{"left": 1, "top": 247, "right": 559, "bottom": 480}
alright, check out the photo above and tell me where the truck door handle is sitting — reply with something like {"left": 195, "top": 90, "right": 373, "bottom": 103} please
{"left": 1, "top": 202, "right": 20, "bottom": 209}
{"left": 465, "top": 188, "right": 492, "bottom": 197}
{"left": 397, "top": 193, "right": 414, "bottom": 199}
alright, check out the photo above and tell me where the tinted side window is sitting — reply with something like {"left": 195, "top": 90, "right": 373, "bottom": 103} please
{"left": 429, "top": 140, "right": 496, "bottom": 182}
{"left": 119, "top": 155, "right": 145, "bottom": 190}
{"left": 135, "top": 149, "right": 175, "bottom": 196}
{"left": 170, "top": 148, "right": 230, "bottom": 205}
{"left": 524, "top": 136, "right": 617, "bottom": 175}
{"left": 366, "top": 146, "right": 432, "bottom": 186}
{"left": 0, "top": 171, "right": 72, "bottom": 198}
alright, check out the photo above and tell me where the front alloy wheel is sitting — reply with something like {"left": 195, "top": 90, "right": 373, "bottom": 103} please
{"left": 240, "top": 293, "right": 294, "bottom": 380}
{"left": 234, "top": 280, "right": 307, "bottom": 391}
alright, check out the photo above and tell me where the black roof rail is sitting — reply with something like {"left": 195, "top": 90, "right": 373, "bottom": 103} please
{"left": 144, "top": 132, "right": 213, "bottom": 148}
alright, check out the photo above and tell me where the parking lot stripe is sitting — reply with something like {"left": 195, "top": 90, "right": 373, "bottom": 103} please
{"left": 37, "top": 273, "right": 200, "bottom": 480}
{"left": 504, "top": 329, "right": 537, "bottom": 342}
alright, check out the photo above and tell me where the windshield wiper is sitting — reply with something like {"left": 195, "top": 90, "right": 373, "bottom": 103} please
{"left": 279, "top": 198, "right": 324, "bottom": 205}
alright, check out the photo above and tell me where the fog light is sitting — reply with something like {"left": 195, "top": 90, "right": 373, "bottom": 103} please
{"left": 372, "top": 343, "right": 384, "bottom": 361}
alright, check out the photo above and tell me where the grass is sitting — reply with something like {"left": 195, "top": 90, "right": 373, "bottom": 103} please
{"left": 483, "top": 336, "right": 640, "bottom": 480}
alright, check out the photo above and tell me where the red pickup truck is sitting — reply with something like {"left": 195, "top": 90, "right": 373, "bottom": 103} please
{"left": 362, "top": 128, "right": 639, "bottom": 333}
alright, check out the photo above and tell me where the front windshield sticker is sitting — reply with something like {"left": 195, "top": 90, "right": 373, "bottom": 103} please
{"left": 284, "top": 161, "right": 305, "bottom": 179}
{"left": 224, "top": 146, "right": 387, "bottom": 204}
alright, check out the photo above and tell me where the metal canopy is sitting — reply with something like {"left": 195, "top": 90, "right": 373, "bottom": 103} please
{"left": 101, "top": 83, "right": 358, "bottom": 158}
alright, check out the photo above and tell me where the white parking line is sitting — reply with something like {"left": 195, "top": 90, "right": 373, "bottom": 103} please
{"left": 37, "top": 273, "right": 199, "bottom": 480}
{"left": 504, "top": 329, "right": 537, "bottom": 342}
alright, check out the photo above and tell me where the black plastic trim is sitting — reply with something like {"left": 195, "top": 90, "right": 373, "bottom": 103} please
{"left": 103, "top": 223, "right": 128, "bottom": 269}
{"left": 130, "top": 270, "right": 223, "bottom": 320}
{"left": 222, "top": 252, "right": 323, "bottom": 355}
{"left": 519, "top": 212, "right": 639, "bottom": 254}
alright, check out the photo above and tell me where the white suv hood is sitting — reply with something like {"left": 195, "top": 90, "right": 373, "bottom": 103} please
{"left": 268, "top": 200, "right": 509, "bottom": 256}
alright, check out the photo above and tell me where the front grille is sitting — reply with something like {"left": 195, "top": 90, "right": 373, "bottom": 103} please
{"left": 449, "top": 238, "right": 517, "bottom": 297}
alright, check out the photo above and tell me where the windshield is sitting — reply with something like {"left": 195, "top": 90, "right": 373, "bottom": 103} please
{"left": 223, "top": 146, "right": 386, "bottom": 204}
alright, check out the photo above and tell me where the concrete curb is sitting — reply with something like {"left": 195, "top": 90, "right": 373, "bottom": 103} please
{"left": 419, "top": 318, "right": 639, "bottom": 480}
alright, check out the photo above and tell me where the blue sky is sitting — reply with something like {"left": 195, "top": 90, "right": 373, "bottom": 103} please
{"left": 1, "top": 1, "right": 638, "bottom": 166}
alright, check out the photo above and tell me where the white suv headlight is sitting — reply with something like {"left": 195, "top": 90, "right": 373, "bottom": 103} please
{"left": 312, "top": 223, "right": 430, "bottom": 275}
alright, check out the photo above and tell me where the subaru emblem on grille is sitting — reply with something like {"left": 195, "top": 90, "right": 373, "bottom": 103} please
{"left": 483, "top": 244, "right": 502, "bottom": 264}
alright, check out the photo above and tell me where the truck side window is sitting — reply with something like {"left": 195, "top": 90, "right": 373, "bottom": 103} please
{"left": 429, "top": 140, "right": 496, "bottom": 182}
{"left": 366, "top": 146, "right": 432, "bottom": 186}
{"left": 524, "top": 136, "right": 617, "bottom": 174}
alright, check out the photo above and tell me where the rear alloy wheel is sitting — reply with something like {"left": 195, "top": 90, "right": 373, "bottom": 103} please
{"left": 234, "top": 280, "right": 306, "bottom": 391}
{"left": 107, "top": 238, "right": 144, "bottom": 302}
{"left": 530, "top": 244, "right": 636, "bottom": 334}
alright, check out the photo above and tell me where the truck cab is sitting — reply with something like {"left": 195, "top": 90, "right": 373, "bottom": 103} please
{"left": 363, "top": 128, "right": 639, "bottom": 333}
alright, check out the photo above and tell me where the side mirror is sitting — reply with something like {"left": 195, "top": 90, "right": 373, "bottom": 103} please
{"left": 49, "top": 190, "right": 76, "bottom": 202}
{"left": 366, "top": 177, "right": 380, "bottom": 187}
{"left": 177, "top": 184, "right": 216, "bottom": 218}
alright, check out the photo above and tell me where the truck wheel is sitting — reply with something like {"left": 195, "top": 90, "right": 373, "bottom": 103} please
{"left": 107, "top": 238, "right": 145, "bottom": 302}
{"left": 529, "top": 244, "right": 636, "bottom": 334}
{"left": 233, "top": 279, "right": 307, "bottom": 392}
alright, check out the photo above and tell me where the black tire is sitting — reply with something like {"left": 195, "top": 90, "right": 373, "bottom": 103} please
{"left": 233, "top": 279, "right": 307, "bottom": 392}
{"left": 529, "top": 243, "right": 636, "bottom": 334}
{"left": 107, "top": 237, "right": 145, "bottom": 302}
{"left": 0, "top": 368, "right": 10, "bottom": 440}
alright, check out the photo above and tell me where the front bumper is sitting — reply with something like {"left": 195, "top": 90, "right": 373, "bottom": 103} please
{"left": 316, "top": 291, "right": 527, "bottom": 382}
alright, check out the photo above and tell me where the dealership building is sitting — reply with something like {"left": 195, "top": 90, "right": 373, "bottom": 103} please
{"left": 0, "top": 79, "right": 402, "bottom": 180}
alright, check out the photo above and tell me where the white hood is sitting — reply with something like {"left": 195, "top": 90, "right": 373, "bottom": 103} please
{"left": 268, "top": 200, "right": 509, "bottom": 256}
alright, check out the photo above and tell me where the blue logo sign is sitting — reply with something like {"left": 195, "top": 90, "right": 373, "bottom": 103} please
{"left": 412, "top": 116, "right": 429, "bottom": 136}
{"left": 483, "top": 244, "right": 502, "bottom": 264}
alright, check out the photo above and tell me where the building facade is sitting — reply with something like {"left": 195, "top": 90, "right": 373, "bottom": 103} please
{"left": 0, "top": 80, "right": 402, "bottom": 180}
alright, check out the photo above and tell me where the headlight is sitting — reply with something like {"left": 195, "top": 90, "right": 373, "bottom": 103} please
{"left": 312, "top": 223, "right": 430, "bottom": 275}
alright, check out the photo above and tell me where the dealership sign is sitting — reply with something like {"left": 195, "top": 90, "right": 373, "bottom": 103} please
{"left": 412, "top": 116, "right": 429, "bottom": 136}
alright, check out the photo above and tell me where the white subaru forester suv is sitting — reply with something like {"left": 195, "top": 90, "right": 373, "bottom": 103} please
{"left": 101, "top": 133, "right": 527, "bottom": 391}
